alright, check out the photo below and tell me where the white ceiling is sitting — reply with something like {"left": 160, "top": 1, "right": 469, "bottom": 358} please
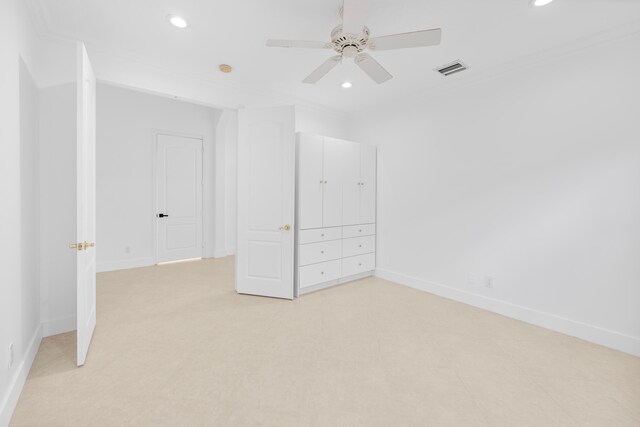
{"left": 31, "top": 0, "right": 640, "bottom": 113}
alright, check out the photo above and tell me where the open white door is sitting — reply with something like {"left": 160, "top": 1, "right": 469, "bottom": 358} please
{"left": 236, "top": 106, "right": 295, "bottom": 299}
{"left": 75, "top": 42, "right": 97, "bottom": 366}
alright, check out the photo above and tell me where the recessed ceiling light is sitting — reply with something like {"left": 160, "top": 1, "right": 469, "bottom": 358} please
{"left": 530, "top": 0, "right": 554, "bottom": 7}
{"left": 341, "top": 81, "right": 353, "bottom": 89}
{"left": 168, "top": 15, "right": 188, "bottom": 28}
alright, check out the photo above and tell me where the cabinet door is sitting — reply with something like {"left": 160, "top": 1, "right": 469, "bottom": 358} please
{"left": 359, "top": 144, "right": 377, "bottom": 224}
{"left": 298, "top": 134, "right": 324, "bottom": 229}
{"left": 323, "top": 138, "right": 344, "bottom": 227}
{"left": 341, "top": 141, "right": 361, "bottom": 226}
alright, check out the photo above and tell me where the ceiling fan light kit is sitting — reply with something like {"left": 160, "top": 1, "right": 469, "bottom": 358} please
{"left": 265, "top": 0, "right": 442, "bottom": 84}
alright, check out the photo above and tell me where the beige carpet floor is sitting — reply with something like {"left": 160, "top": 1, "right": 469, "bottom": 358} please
{"left": 10, "top": 256, "right": 640, "bottom": 426}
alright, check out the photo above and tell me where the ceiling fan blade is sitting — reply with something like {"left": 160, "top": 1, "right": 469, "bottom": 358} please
{"left": 266, "top": 39, "right": 332, "bottom": 49}
{"left": 355, "top": 54, "right": 392, "bottom": 84}
{"left": 342, "top": 0, "right": 366, "bottom": 35}
{"left": 303, "top": 56, "right": 341, "bottom": 84}
{"left": 368, "top": 28, "right": 442, "bottom": 51}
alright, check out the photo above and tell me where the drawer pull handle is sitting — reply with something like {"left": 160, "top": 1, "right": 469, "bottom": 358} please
{"left": 321, "top": 251, "right": 325, "bottom": 254}
{"left": 321, "top": 272, "right": 324, "bottom": 275}
{"left": 359, "top": 229, "right": 362, "bottom": 232}
{"left": 358, "top": 245, "right": 362, "bottom": 248}
{"left": 358, "top": 263, "right": 362, "bottom": 266}
{"left": 321, "top": 234, "right": 325, "bottom": 237}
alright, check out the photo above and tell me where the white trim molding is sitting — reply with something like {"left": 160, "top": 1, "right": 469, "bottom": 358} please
{"left": 375, "top": 268, "right": 640, "bottom": 357}
{"left": 212, "top": 250, "right": 230, "bottom": 259}
{"left": 0, "top": 326, "right": 42, "bottom": 427}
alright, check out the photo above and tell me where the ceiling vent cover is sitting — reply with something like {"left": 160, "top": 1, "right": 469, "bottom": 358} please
{"left": 436, "top": 61, "right": 468, "bottom": 76}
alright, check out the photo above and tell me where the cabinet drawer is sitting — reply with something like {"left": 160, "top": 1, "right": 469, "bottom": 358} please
{"left": 342, "top": 224, "right": 376, "bottom": 239}
{"left": 299, "top": 240, "right": 342, "bottom": 266}
{"left": 342, "top": 235, "right": 376, "bottom": 258}
{"left": 298, "top": 227, "right": 342, "bottom": 244}
{"left": 299, "top": 260, "right": 341, "bottom": 289}
{"left": 341, "top": 253, "right": 376, "bottom": 278}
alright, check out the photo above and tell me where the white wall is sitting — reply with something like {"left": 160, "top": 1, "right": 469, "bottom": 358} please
{"left": 95, "top": 84, "right": 224, "bottom": 271}
{"left": 296, "top": 106, "right": 350, "bottom": 141}
{"left": 214, "top": 110, "right": 239, "bottom": 257}
{"left": 39, "top": 83, "right": 77, "bottom": 337}
{"left": 351, "top": 33, "right": 640, "bottom": 356}
{"left": 0, "top": 1, "right": 43, "bottom": 425}
{"left": 19, "top": 60, "right": 40, "bottom": 375}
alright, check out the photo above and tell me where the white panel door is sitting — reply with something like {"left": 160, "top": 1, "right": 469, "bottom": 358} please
{"left": 359, "top": 144, "right": 377, "bottom": 224}
{"left": 297, "top": 133, "right": 323, "bottom": 230}
{"left": 156, "top": 134, "right": 203, "bottom": 263}
{"left": 237, "top": 106, "right": 295, "bottom": 299}
{"left": 341, "top": 141, "right": 361, "bottom": 226}
{"left": 322, "top": 138, "right": 344, "bottom": 227}
{"left": 76, "top": 42, "right": 97, "bottom": 366}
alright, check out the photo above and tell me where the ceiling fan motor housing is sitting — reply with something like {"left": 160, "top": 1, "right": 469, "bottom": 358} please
{"left": 331, "top": 25, "right": 370, "bottom": 58}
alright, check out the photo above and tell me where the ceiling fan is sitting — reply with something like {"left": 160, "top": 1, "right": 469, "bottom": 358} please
{"left": 266, "top": 0, "right": 442, "bottom": 84}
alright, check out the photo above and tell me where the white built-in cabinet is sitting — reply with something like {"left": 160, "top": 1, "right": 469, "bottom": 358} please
{"left": 295, "top": 133, "right": 377, "bottom": 294}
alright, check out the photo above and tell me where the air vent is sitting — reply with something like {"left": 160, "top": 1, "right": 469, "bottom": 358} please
{"left": 436, "top": 61, "right": 468, "bottom": 77}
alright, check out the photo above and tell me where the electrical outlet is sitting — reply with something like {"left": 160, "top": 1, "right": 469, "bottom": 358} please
{"left": 485, "top": 276, "right": 494, "bottom": 289}
{"left": 8, "top": 343, "right": 13, "bottom": 369}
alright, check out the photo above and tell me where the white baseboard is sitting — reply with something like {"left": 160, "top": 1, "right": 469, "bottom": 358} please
{"left": 42, "top": 315, "right": 76, "bottom": 338}
{"left": 0, "top": 325, "right": 42, "bottom": 427}
{"left": 212, "top": 250, "right": 229, "bottom": 258}
{"left": 97, "top": 257, "right": 155, "bottom": 273}
{"left": 211, "top": 249, "right": 235, "bottom": 258}
{"left": 98, "top": 252, "right": 235, "bottom": 271}
{"left": 375, "top": 268, "right": 640, "bottom": 357}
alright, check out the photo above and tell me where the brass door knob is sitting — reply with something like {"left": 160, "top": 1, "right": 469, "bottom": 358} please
{"left": 84, "top": 242, "right": 95, "bottom": 250}
{"left": 69, "top": 242, "right": 83, "bottom": 251}
{"left": 279, "top": 225, "right": 291, "bottom": 231}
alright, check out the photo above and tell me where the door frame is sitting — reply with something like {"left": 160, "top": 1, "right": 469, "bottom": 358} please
{"left": 151, "top": 129, "right": 206, "bottom": 264}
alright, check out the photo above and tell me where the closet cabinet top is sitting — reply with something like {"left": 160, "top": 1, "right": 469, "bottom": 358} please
{"left": 296, "top": 132, "right": 376, "bottom": 150}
